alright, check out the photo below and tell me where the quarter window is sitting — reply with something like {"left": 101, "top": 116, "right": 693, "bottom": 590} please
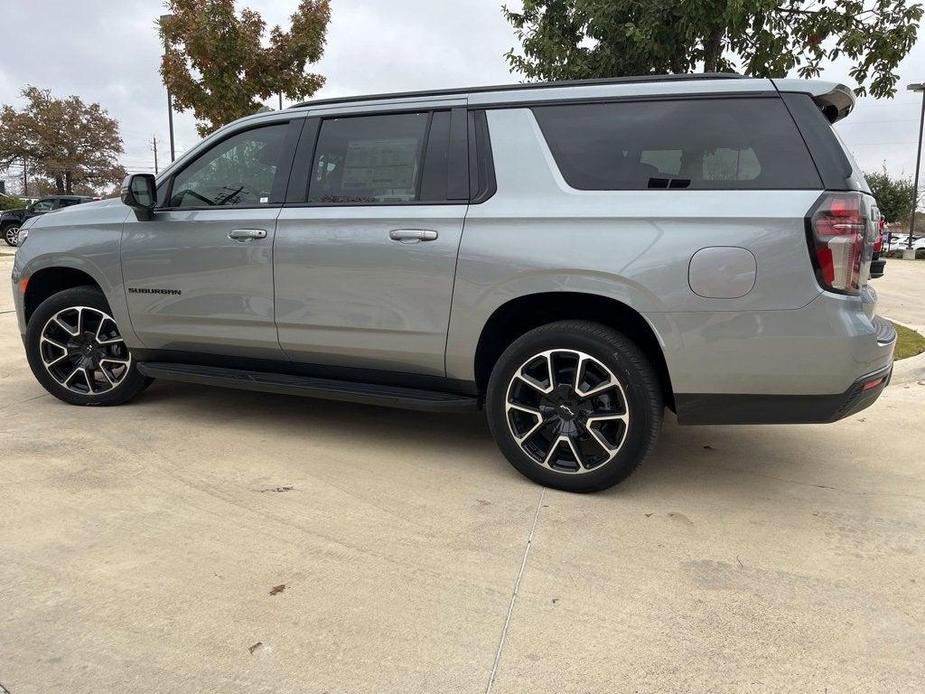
{"left": 308, "top": 112, "right": 445, "bottom": 204}
{"left": 533, "top": 98, "right": 821, "bottom": 190}
{"left": 168, "top": 123, "right": 288, "bottom": 208}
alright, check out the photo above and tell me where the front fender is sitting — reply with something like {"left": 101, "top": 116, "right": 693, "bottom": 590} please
{"left": 12, "top": 205, "right": 138, "bottom": 346}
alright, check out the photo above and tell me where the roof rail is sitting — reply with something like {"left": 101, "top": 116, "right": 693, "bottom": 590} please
{"left": 290, "top": 72, "right": 746, "bottom": 109}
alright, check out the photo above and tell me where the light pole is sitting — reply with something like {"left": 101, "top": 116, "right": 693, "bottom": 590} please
{"left": 160, "top": 14, "right": 176, "bottom": 163}
{"left": 907, "top": 83, "right": 925, "bottom": 257}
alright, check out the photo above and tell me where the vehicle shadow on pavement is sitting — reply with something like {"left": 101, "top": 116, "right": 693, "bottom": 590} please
{"left": 133, "top": 379, "right": 850, "bottom": 499}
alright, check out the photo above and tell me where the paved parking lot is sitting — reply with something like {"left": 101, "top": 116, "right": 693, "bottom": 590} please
{"left": 1, "top": 255, "right": 924, "bottom": 693}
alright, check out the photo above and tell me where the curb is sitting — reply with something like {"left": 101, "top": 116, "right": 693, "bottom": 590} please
{"left": 886, "top": 317, "right": 925, "bottom": 385}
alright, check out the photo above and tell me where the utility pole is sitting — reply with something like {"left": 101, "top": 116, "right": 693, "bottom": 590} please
{"left": 160, "top": 14, "right": 177, "bottom": 162}
{"left": 21, "top": 158, "right": 27, "bottom": 197}
{"left": 152, "top": 135, "right": 159, "bottom": 175}
{"left": 278, "top": 93, "right": 283, "bottom": 110}
{"left": 907, "top": 83, "right": 925, "bottom": 258}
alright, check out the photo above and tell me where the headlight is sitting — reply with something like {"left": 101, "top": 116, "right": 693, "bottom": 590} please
{"left": 17, "top": 218, "right": 36, "bottom": 245}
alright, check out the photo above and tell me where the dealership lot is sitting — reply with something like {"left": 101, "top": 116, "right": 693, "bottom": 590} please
{"left": 1, "top": 255, "right": 923, "bottom": 693}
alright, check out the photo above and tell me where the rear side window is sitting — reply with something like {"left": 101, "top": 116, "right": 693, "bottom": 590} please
{"left": 309, "top": 112, "right": 448, "bottom": 204}
{"left": 533, "top": 98, "right": 821, "bottom": 190}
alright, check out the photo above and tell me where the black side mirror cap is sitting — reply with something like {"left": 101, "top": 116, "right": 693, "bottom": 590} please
{"left": 121, "top": 174, "right": 157, "bottom": 221}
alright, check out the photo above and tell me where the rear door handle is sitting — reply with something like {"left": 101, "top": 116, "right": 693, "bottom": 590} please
{"left": 389, "top": 229, "right": 438, "bottom": 243}
{"left": 228, "top": 228, "right": 267, "bottom": 241}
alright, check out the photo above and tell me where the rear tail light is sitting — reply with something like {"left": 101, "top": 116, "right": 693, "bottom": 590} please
{"left": 873, "top": 218, "right": 885, "bottom": 253}
{"left": 808, "top": 193, "right": 867, "bottom": 295}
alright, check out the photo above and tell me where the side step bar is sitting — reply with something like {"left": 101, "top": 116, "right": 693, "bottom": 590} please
{"left": 137, "top": 362, "right": 479, "bottom": 413}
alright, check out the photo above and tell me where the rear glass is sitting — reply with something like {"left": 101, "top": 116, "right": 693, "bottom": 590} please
{"left": 533, "top": 98, "right": 822, "bottom": 190}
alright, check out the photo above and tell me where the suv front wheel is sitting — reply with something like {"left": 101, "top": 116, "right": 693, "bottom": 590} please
{"left": 486, "top": 320, "right": 663, "bottom": 492}
{"left": 3, "top": 224, "right": 19, "bottom": 247}
{"left": 25, "top": 286, "right": 152, "bottom": 406}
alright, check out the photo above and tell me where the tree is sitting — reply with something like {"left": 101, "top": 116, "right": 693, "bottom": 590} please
{"left": 0, "top": 87, "right": 126, "bottom": 195}
{"left": 160, "top": 0, "right": 330, "bottom": 137}
{"left": 866, "top": 168, "right": 917, "bottom": 224}
{"left": 0, "top": 194, "right": 26, "bottom": 211}
{"left": 503, "top": 0, "right": 923, "bottom": 97}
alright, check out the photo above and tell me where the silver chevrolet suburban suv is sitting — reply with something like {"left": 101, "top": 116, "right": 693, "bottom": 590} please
{"left": 11, "top": 74, "right": 896, "bottom": 492}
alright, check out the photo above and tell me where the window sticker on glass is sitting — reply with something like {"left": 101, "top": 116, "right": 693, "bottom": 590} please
{"left": 308, "top": 112, "right": 430, "bottom": 204}
{"left": 341, "top": 138, "right": 420, "bottom": 200}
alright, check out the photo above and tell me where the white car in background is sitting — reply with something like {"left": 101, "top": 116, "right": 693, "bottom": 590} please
{"left": 885, "top": 235, "right": 925, "bottom": 251}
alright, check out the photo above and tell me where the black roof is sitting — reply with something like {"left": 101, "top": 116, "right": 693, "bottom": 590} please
{"left": 291, "top": 72, "right": 746, "bottom": 109}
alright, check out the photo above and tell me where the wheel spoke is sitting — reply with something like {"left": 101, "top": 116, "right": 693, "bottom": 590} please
{"left": 563, "top": 435, "right": 586, "bottom": 470}
{"left": 506, "top": 403, "right": 544, "bottom": 443}
{"left": 98, "top": 366, "right": 116, "bottom": 386}
{"left": 54, "top": 316, "right": 79, "bottom": 337}
{"left": 41, "top": 336, "right": 69, "bottom": 352}
{"left": 575, "top": 354, "right": 620, "bottom": 398}
{"left": 62, "top": 365, "right": 83, "bottom": 386}
{"left": 100, "top": 357, "right": 131, "bottom": 367}
{"left": 542, "top": 435, "right": 585, "bottom": 471}
{"left": 44, "top": 351, "right": 71, "bottom": 368}
{"left": 584, "top": 414, "right": 629, "bottom": 455}
{"left": 514, "top": 371, "right": 553, "bottom": 396}
{"left": 94, "top": 316, "right": 124, "bottom": 345}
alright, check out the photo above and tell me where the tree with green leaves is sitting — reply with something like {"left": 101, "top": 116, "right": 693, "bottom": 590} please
{"left": 503, "top": 0, "right": 922, "bottom": 97}
{"left": 0, "top": 194, "right": 26, "bottom": 211}
{"left": 0, "top": 87, "right": 126, "bottom": 195}
{"left": 160, "top": 0, "right": 330, "bottom": 137}
{"left": 866, "top": 168, "right": 917, "bottom": 223}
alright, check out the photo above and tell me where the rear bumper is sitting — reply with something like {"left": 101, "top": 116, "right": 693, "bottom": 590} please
{"left": 675, "top": 363, "right": 893, "bottom": 425}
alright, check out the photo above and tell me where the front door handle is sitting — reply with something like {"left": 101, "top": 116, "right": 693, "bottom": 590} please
{"left": 389, "top": 229, "right": 438, "bottom": 243}
{"left": 228, "top": 228, "right": 267, "bottom": 241}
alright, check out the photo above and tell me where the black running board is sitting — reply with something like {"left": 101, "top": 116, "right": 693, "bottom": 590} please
{"left": 137, "top": 362, "right": 479, "bottom": 413}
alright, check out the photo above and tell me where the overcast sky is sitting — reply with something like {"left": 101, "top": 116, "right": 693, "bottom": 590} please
{"left": 1, "top": 0, "right": 924, "bottom": 183}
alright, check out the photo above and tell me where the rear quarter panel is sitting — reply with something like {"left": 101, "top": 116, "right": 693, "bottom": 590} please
{"left": 446, "top": 107, "right": 826, "bottom": 392}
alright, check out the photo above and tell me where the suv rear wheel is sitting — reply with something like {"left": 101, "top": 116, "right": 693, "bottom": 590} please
{"left": 486, "top": 320, "right": 663, "bottom": 492}
{"left": 25, "top": 286, "right": 151, "bottom": 406}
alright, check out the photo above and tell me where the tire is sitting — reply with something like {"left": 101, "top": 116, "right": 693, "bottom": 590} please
{"left": 25, "top": 286, "right": 152, "bottom": 406}
{"left": 486, "top": 320, "right": 663, "bottom": 492}
{"left": 2, "top": 224, "right": 19, "bottom": 247}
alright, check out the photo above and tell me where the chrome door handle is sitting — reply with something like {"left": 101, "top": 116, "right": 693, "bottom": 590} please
{"left": 389, "top": 229, "right": 438, "bottom": 243}
{"left": 228, "top": 228, "right": 267, "bottom": 241}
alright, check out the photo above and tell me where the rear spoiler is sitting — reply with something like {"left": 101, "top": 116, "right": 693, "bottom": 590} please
{"left": 772, "top": 79, "right": 856, "bottom": 123}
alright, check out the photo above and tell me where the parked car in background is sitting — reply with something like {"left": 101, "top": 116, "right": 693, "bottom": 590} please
{"left": 1, "top": 196, "right": 94, "bottom": 246}
{"left": 884, "top": 234, "right": 924, "bottom": 251}
{"left": 11, "top": 75, "right": 895, "bottom": 492}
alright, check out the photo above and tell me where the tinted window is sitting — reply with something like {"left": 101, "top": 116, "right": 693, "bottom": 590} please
{"left": 169, "top": 123, "right": 288, "bottom": 208}
{"left": 309, "top": 112, "right": 443, "bottom": 204}
{"left": 533, "top": 98, "right": 821, "bottom": 190}
{"left": 58, "top": 198, "right": 84, "bottom": 208}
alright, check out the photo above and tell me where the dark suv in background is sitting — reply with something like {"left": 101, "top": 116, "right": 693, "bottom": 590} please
{"left": 2, "top": 196, "right": 93, "bottom": 246}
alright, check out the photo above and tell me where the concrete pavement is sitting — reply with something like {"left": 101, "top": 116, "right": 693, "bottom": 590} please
{"left": 1, "top": 255, "right": 923, "bottom": 693}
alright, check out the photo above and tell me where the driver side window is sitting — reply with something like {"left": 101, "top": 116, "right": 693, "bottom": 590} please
{"left": 167, "top": 123, "right": 288, "bottom": 208}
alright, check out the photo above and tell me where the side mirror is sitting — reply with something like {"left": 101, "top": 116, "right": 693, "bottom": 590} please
{"left": 121, "top": 174, "right": 157, "bottom": 221}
